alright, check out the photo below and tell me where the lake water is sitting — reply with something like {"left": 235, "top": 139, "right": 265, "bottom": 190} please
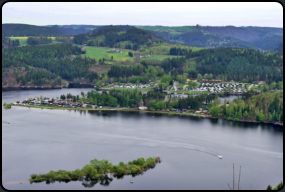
{"left": 2, "top": 88, "right": 283, "bottom": 190}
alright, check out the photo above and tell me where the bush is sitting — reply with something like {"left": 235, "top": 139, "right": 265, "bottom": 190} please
{"left": 137, "top": 158, "right": 145, "bottom": 166}
{"left": 45, "top": 171, "right": 56, "bottom": 179}
{"left": 119, "top": 162, "right": 125, "bottom": 167}
{"left": 30, "top": 174, "right": 37, "bottom": 179}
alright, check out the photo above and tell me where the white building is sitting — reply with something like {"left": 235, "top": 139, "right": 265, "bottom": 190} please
{"left": 139, "top": 106, "right": 147, "bottom": 110}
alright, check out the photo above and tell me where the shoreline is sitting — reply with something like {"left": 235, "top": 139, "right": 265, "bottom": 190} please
{"left": 13, "top": 105, "right": 283, "bottom": 127}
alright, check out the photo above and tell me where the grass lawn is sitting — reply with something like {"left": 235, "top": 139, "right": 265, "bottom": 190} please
{"left": 49, "top": 40, "right": 62, "bottom": 45}
{"left": 250, "top": 85, "right": 264, "bottom": 92}
{"left": 81, "top": 46, "right": 134, "bottom": 62}
{"left": 142, "top": 55, "right": 182, "bottom": 61}
{"left": 138, "top": 26, "right": 194, "bottom": 32}
{"left": 169, "top": 31, "right": 184, "bottom": 35}
{"left": 10, "top": 38, "right": 27, "bottom": 46}
{"left": 9, "top": 37, "right": 60, "bottom": 46}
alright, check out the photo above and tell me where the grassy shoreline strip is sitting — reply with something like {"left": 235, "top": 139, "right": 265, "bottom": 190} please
{"left": 13, "top": 105, "right": 283, "bottom": 126}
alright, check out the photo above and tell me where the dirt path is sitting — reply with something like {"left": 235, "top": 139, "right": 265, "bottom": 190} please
{"left": 248, "top": 84, "right": 254, "bottom": 90}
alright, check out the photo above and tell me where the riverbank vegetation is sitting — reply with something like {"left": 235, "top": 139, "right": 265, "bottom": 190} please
{"left": 11, "top": 89, "right": 283, "bottom": 125}
{"left": 29, "top": 156, "right": 161, "bottom": 183}
{"left": 210, "top": 90, "right": 283, "bottom": 124}
{"left": 3, "top": 102, "right": 12, "bottom": 109}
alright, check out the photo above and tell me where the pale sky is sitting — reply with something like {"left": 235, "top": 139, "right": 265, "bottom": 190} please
{"left": 2, "top": 2, "right": 283, "bottom": 27}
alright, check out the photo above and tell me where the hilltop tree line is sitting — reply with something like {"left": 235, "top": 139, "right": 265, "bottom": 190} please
{"left": 2, "top": 24, "right": 62, "bottom": 37}
{"left": 73, "top": 26, "right": 165, "bottom": 50}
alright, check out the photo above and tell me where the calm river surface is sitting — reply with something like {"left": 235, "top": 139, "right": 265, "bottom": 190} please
{"left": 2, "top": 88, "right": 283, "bottom": 190}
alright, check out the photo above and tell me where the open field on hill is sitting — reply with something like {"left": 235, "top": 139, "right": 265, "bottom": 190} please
{"left": 138, "top": 26, "right": 194, "bottom": 32}
{"left": 80, "top": 44, "right": 203, "bottom": 64}
{"left": 89, "top": 64, "right": 110, "bottom": 74}
{"left": 9, "top": 38, "right": 27, "bottom": 46}
{"left": 9, "top": 36, "right": 63, "bottom": 46}
{"left": 169, "top": 31, "right": 184, "bottom": 35}
{"left": 142, "top": 55, "right": 182, "bottom": 60}
{"left": 81, "top": 46, "right": 134, "bottom": 62}
{"left": 9, "top": 36, "right": 57, "bottom": 40}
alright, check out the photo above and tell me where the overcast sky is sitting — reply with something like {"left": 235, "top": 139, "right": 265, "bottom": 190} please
{"left": 2, "top": 2, "right": 283, "bottom": 27}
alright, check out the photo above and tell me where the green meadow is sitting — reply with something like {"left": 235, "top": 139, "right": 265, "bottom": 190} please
{"left": 169, "top": 31, "right": 184, "bottom": 35}
{"left": 81, "top": 46, "right": 134, "bottom": 62}
{"left": 9, "top": 37, "right": 61, "bottom": 47}
{"left": 138, "top": 26, "right": 194, "bottom": 32}
{"left": 10, "top": 38, "right": 27, "bottom": 46}
{"left": 142, "top": 55, "right": 182, "bottom": 61}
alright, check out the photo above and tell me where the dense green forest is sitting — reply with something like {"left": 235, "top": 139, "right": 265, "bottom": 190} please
{"left": 210, "top": 90, "right": 283, "bottom": 124}
{"left": 84, "top": 89, "right": 165, "bottom": 108}
{"left": 98, "top": 46, "right": 283, "bottom": 86}
{"left": 73, "top": 25, "right": 167, "bottom": 50}
{"left": 249, "top": 35, "right": 283, "bottom": 50}
{"left": 2, "top": 43, "right": 98, "bottom": 86}
{"left": 2, "top": 36, "right": 19, "bottom": 47}
{"left": 142, "top": 25, "right": 283, "bottom": 50}
{"left": 3, "top": 24, "right": 282, "bottom": 50}
{"left": 274, "top": 42, "right": 283, "bottom": 55}
{"left": 172, "top": 30, "right": 257, "bottom": 49}
{"left": 61, "top": 89, "right": 215, "bottom": 111}
{"left": 187, "top": 47, "right": 283, "bottom": 83}
{"left": 26, "top": 36, "right": 52, "bottom": 45}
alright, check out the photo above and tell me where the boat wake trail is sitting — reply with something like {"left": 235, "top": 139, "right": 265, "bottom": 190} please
{"left": 95, "top": 133, "right": 223, "bottom": 159}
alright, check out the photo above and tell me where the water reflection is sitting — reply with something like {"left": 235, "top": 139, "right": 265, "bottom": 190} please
{"left": 82, "top": 178, "right": 113, "bottom": 188}
{"left": 39, "top": 167, "right": 156, "bottom": 189}
{"left": 86, "top": 110, "right": 282, "bottom": 133}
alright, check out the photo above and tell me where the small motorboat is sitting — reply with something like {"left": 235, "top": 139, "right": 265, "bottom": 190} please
{"left": 218, "top": 155, "right": 222, "bottom": 159}
{"left": 130, "top": 180, "right": 133, "bottom": 183}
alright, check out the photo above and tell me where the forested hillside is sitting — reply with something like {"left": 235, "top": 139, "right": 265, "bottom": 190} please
{"left": 274, "top": 42, "right": 283, "bottom": 55}
{"left": 141, "top": 25, "right": 283, "bottom": 50}
{"left": 188, "top": 47, "right": 283, "bottom": 83}
{"left": 2, "top": 43, "right": 98, "bottom": 87}
{"left": 249, "top": 35, "right": 283, "bottom": 50}
{"left": 2, "top": 24, "right": 96, "bottom": 37}
{"left": 73, "top": 25, "right": 168, "bottom": 50}
{"left": 2, "top": 24, "right": 62, "bottom": 37}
